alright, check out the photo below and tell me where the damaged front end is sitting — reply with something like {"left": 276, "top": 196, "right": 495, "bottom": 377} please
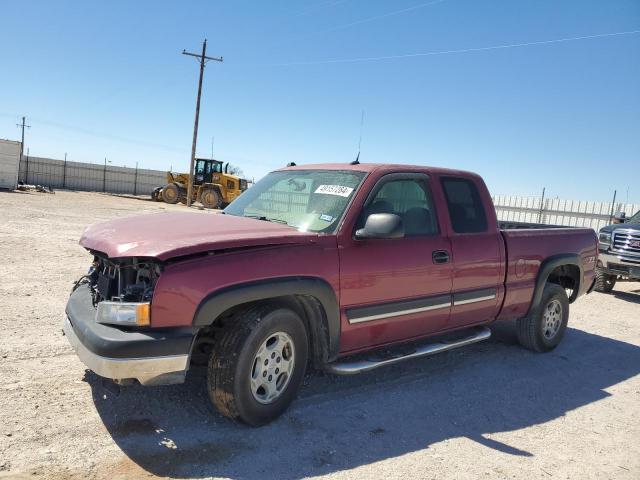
{"left": 74, "top": 253, "right": 162, "bottom": 327}
{"left": 64, "top": 252, "right": 194, "bottom": 386}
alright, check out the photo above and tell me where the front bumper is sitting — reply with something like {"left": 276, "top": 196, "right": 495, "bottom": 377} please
{"left": 598, "top": 251, "right": 640, "bottom": 280}
{"left": 63, "top": 285, "right": 196, "bottom": 386}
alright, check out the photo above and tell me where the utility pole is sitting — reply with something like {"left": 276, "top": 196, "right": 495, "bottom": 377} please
{"left": 16, "top": 116, "right": 31, "bottom": 180}
{"left": 182, "top": 39, "right": 223, "bottom": 207}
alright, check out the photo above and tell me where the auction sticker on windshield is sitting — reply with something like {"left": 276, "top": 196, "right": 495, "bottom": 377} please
{"left": 314, "top": 185, "right": 354, "bottom": 197}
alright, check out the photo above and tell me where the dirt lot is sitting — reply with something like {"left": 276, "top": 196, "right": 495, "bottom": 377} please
{"left": 0, "top": 189, "right": 639, "bottom": 480}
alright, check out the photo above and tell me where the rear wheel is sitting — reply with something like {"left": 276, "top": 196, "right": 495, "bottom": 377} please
{"left": 161, "top": 183, "right": 180, "bottom": 204}
{"left": 207, "top": 305, "right": 308, "bottom": 426}
{"left": 517, "top": 283, "right": 569, "bottom": 353}
{"left": 200, "top": 187, "right": 222, "bottom": 209}
{"left": 594, "top": 268, "right": 616, "bottom": 293}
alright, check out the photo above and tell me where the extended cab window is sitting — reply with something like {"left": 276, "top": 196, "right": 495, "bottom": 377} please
{"left": 441, "top": 177, "right": 487, "bottom": 233}
{"left": 360, "top": 178, "right": 438, "bottom": 236}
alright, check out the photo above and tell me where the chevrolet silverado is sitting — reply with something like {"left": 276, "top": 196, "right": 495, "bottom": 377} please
{"left": 64, "top": 163, "right": 597, "bottom": 425}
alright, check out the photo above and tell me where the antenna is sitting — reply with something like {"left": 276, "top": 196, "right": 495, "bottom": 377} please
{"left": 352, "top": 109, "right": 364, "bottom": 165}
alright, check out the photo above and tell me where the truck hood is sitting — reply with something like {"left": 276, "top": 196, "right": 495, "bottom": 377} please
{"left": 79, "top": 212, "right": 318, "bottom": 261}
{"left": 599, "top": 222, "right": 640, "bottom": 234}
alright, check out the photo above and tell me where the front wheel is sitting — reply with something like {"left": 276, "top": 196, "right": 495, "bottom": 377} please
{"left": 594, "top": 268, "right": 616, "bottom": 293}
{"left": 207, "top": 305, "right": 308, "bottom": 426}
{"left": 161, "top": 183, "right": 180, "bottom": 204}
{"left": 200, "top": 188, "right": 222, "bottom": 209}
{"left": 517, "top": 283, "right": 569, "bottom": 353}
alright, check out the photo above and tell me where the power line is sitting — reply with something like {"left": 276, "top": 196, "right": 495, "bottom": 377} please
{"left": 182, "top": 39, "right": 223, "bottom": 207}
{"left": 291, "top": 0, "right": 351, "bottom": 19}
{"left": 269, "top": 29, "right": 640, "bottom": 66}
{"left": 28, "top": 116, "right": 187, "bottom": 154}
{"left": 269, "top": 0, "right": 446, "bottom": 49}
{"left": 321, "top": 0, "right": 448, "bottom": 34}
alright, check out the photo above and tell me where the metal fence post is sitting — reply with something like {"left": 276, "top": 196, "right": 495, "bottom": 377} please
{"left": 103, "top": 157, "right": 107, "bottom": 193}
{"left": 609, "top": 190, "right": 617, "bottom": 222}
{"left": 133, "top": 162, "right": 138, "bottom": 196}
{"left": 537, "top": 187, "right": 546, "bottom": 224}
{"left": 62, "top": 152, "right": 67, "bottom": 189}
{"left": 25, "top": 148, "right": 30, "bottom": 184}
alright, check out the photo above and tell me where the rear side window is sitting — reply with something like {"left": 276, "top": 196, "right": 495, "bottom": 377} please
{"left": 441, "top": 177, "right": 487, "bottom": 233}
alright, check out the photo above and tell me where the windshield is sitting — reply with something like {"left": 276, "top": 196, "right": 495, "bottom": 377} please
{"left": 627, "top": 210, "right": 640, "bottom": 224}
{"left": 224, "top": 170, "right": 366, "bottom": 233}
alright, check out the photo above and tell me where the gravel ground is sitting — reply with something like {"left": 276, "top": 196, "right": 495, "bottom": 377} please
{"left": 0, "top": 189, "right": 639, "bottom": 480}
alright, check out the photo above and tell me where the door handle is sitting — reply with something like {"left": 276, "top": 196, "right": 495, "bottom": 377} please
{"left": 432, "top": 250, "right": 450, "bottom": 264}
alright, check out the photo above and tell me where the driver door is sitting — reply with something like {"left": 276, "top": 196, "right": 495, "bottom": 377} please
{"left": 337, "top": 173, "right": 453, "bottom": 353}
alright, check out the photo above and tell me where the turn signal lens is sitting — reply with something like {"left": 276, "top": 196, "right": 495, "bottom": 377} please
{"left": 96, "top": 301, "right": 151, "bottom": 327}
{"left": 135, "top": 303, "right": 150, "bottom": 326}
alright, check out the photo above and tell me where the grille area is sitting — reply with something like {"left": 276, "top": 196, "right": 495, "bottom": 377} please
{"left": 612, "top": 229, "right": 640, "bottom": 258}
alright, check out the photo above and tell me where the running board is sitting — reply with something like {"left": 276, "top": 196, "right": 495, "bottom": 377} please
{"left": 325, "top": 327, "right": 491, "bottom": 375}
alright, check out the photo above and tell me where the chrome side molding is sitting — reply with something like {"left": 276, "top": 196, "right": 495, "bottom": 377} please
{"left": 348, "top": 302, "right": 451, "bottom": 324}
{"left": 325, "top": 327, "right": 491, "bottom": 375}
{"left": 346, "top": 288, "right": 498, "bottom": 325}
{"left": 453, "top": 294, "right": 496, "bottom": 306}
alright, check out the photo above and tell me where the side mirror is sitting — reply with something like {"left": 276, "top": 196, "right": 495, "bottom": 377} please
{"left": 355, "top": 213, "right": 404, "bottom": 239}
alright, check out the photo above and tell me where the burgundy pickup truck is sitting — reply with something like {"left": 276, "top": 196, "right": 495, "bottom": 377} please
{"left": 64, "top": 163, "right": 597, "bottom": 425}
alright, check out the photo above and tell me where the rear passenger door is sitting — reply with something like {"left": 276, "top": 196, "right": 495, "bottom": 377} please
{"left": 338, "top": 173, "right": 453, "bottom": 353}
{"left": 440, "top": 176, "right": 503, "bottom": 329}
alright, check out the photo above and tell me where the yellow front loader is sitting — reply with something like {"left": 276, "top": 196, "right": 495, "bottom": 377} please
{"left": 152, "top": 158, "right": 247, "bottom": 209}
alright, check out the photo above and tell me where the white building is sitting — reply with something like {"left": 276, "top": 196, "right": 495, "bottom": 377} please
{"left": 0, "top": 139, "right": 21, "bottom": 190}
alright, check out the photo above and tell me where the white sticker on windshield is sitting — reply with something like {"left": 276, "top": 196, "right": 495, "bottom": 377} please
{"left": 320, "top": 214, "right": 334, "bottom": 222}
{"left": 314, "top": 185, "right": 354, "bottom": 197}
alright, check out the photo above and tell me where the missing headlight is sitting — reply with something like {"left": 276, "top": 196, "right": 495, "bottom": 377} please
{"left": 82, "top": 253, "right": 162, "bottom": 306}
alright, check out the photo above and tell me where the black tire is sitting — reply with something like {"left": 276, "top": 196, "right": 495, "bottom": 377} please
{"left": 517, "top": 283, "right": 569, "bottom": 353}
{"left": 594, "top": 268, "right": 616, "bottom": 293}
{"left": 207, "top": 305, "right": 309, "bottom": 426}
{"left": 161, "top": 183, "right": 180, "bottom": 204}
{"left": 200, "top": 187, "right": 222, "bottom": 209}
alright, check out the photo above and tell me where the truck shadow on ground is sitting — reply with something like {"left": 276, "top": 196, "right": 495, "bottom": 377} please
{"left": 612, "top": 289, "right": 640, "bottom": 305}
{"left": 87, "top": 322, "right": 640, "bottom": 479}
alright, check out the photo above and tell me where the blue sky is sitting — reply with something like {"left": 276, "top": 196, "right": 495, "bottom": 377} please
{"left": 1, "top": 0, "right": 638, "bottom": 201}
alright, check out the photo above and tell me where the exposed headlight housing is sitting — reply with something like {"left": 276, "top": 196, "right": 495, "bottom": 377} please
{"left": 96, "top": 301, "right": 150, "bottom": 327}
{"left": 598, "top": 232, "right": 611, "bottom": 245}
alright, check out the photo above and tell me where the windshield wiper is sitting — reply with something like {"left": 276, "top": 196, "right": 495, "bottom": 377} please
{"left": 244, "top": 215, "right": 288, "bottom": 225}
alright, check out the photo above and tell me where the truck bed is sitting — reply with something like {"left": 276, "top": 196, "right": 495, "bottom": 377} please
{"left": 497, "top": 227, "right": 597, "bottom": 321}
